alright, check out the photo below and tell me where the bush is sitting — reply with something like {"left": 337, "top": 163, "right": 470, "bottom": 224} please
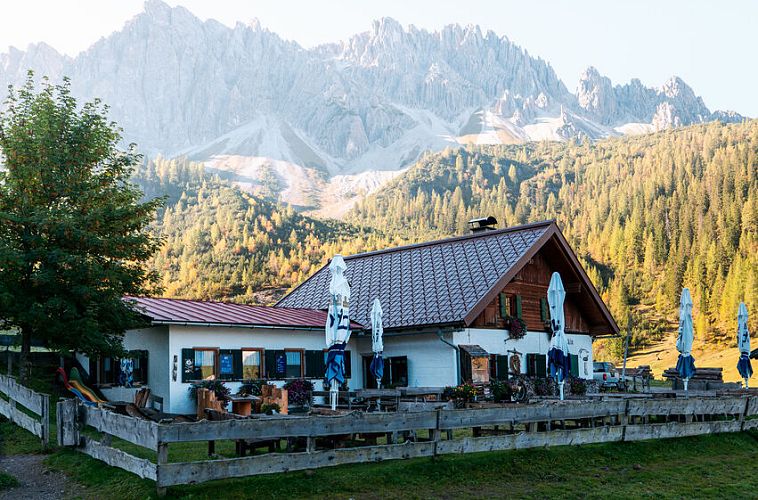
{"left": 237, "top": 379, "right": 264, "bottom": 397}
{"left": 284, "top": 378, "right": 314, "bottom": 406}
{"left": 188, "top": 379, "right": 231, "bottom": 402}
{"left": 0, "top": 471, "right": 19, "bottom": 491}
{"left": 568, "top": 376, "right": 587, "bottom": 396}
{"left": 490, "top": 380, "right": 513, "bottom": 402}
{"left": 260, "top": 402, "right": 280, "bottom": 415}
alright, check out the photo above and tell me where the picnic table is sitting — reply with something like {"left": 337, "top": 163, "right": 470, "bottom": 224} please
{"left": 228, "top": 395, "right": 259, "bottom": 416}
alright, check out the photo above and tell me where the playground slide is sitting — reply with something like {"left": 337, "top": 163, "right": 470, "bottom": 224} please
{"left": 68, "top": 367, "right": 106, "bottom": 403}
{"left": 56, "top": 367, "right": 103, "bottom": 406}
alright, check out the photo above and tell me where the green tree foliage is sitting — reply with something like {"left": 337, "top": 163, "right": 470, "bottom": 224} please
{"left": 132, "top": 158, "right": 393, "bottom": 303}
{"left": 0, "top": 75, "right": 163, "bottom": 377}
{"left": 348, "top": 121, "right": 758, "bottom": 348}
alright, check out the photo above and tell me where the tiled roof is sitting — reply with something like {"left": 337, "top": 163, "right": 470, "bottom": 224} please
{"left": 124, "top": 296, "right": 361, "bottom": 329}
{"left": 277, "top": 221, "right": 555, "bottom": 331}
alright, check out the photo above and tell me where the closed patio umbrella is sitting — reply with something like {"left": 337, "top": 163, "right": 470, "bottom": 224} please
{"left": 737, "top": 302, "right": 752, "bottom": 389}
{"left": 547, "top": 272, "right": 570, "bottom": 400}
{"left": 676, "top": 288, "right": 696, "bottom": 394}
{"left": 370, "top": 299, "right": 384, "bottom": 388}
{"left": 325, "top": 255, "right": 351, "bottom": 410}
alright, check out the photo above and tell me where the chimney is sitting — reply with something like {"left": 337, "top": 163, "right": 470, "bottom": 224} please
{"left": 468, "top": 216, "right": 498, "bottom": 234}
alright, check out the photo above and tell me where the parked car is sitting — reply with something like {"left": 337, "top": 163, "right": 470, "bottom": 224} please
{"left": 593, "top": 361, "right": 621, "bottom": 388}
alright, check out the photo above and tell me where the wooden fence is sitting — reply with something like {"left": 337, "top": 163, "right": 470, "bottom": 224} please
{"left": 0, "top": 373, "right": 51, "bottom": 447}
{"left": 57, "top": 395, "right": 758, "bottom": 495}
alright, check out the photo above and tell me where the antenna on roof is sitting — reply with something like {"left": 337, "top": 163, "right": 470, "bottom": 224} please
{"left": 468, "top": 216, "right": 498, "bottom": 234}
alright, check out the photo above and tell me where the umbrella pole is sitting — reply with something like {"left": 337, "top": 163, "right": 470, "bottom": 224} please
{"left": 559, "top": 381, "right": 564, "bottom": 401}
{"left": 683, "top": 378, "right": 689, "bottom": 397}
{"left": 330, "top": 380, "right": 338, "bottom": 411}
{"left": 745, "top": 378, "right": 749, "bottom": 390}
{"left": 376, "top": 378, "right": 382, "bottom": 411}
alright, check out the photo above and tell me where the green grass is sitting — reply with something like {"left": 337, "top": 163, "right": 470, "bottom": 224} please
{"left": 0, "top": 471, "right": 20, "bottom": 491}
{"left": 38, "top": 430, "right": 758, "bottom": 499}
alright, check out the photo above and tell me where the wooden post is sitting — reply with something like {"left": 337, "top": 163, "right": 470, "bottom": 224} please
{"left": 156, "top": 442, "right": 168, "bottom": 497}
{"left": 40, "top": 394, "right": 50, "bottom": 449}
{"left": 307, "top": 436, "right": 317, "bottom": 453}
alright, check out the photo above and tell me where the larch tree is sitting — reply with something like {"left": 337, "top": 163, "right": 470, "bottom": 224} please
{"left": 0, "top": 74, "right": 163, "bottom": 380}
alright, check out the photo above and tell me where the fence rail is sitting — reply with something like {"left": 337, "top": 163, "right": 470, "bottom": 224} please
{"left": 0, "top": 373, "right": 50, "bottom": 447}
{"left": 56, "top": 394, "right": 758, "bottom": 495}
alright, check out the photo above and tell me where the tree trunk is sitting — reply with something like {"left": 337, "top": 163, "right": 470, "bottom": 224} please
{"left": 19, "top": 329, "right": 32, "bottom": 382}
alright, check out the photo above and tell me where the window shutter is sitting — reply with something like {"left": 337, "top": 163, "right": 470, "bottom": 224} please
{"left": 536, "top": 354, "right": 547, "bottom": 378}
{"left": 181, "top": 349, "right": 195, "bottom": 383}
{"left": 515, "top": 295, "right": 523, "bottom": 319}
{"left": 138, "top": 350, "right": 149, "bottom": 384}
{"left": 233, "top": 350, "right": 243, "bottom": 380}
{"left": 499, "top": 293, "right": 508, "bottom": 318}
{"left": 526, "top": 353, "right": 535, "bottom": 377}
{"left": 305, "top": 350, "right": 325, "bottom": 378}
{"left": 489, "top": 355, "right": 497, "bottom": 379}
{"left": 570, "top": 354, "right": 579, "bottom": 377}
{"left": 265, "top": 350, "right": 278, "bottom": 379}
{"left": 540, "top": 298, "right": 548, "bottom": 322}
{"left": 344, "top": 351, "right": 352, "bottom": 379}
{"left": 497, "top": 355, "right": 509, "bottom": 380}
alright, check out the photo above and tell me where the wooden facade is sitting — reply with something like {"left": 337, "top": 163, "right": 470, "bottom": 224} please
{"left": 471, "top": 251, "right": 590, "bottom": 334}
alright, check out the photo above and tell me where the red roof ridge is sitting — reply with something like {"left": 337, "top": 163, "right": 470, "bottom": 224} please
{"left": 342, "top": 219, "right": 556, "bottom": 261}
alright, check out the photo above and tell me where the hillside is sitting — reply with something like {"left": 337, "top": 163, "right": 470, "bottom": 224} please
{"left": 348, "top": 121, "right": 758, "bottom": 359}
{"left": 132, "top": 158, "right": 397, "bottom": 303}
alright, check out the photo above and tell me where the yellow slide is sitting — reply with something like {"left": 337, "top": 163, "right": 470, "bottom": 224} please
{"left": 69, "top": 367, "right": 107, "bottom": 403}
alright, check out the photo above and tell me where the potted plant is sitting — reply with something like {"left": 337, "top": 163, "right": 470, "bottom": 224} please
{"left": 284, "top": 378, "right": 314, "bottom": 410}
{"left": 188, "top": 379, "right": 231, "bottom": 402}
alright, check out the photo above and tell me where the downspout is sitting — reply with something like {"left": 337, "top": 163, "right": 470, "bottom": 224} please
{"left": 437, "top": 329, "right": 460, "bottom": 385}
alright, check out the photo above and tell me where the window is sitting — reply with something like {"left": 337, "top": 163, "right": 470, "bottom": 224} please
{"left": 194, "top": 348, "right": 217, "bottom": 380}
{"left": 305, "top": 350, "right": 326, "bottom": 379}
{"left": 489, "top": 354, "right": 509, "bottom": 380}
{"left": 285, "top": 350, "right": 303, "bottom": 378}
{"left": 242, "top": 349, "right": 263, "bottom": 379}
{"left": 93, "top": 351, "right": 148, "bottom": 386}
{"left": 526, "top": 353, "right": 547, "bottom": 378}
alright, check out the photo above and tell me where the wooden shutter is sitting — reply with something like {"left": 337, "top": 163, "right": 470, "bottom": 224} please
{"left": 499, "top": 293, "right": 508, "bottom": 318}
{"left": 526, "top": 354, "right": 534, "bottom": 377}
{"left": 265, "top": 350, "right": 279, "bottom": 379}
{"left": 570, "top": 354, "right": 579, "bottom": 377}
{"left": 181, "top": 348, "right": 195, "bottom": 383}
{"left": 536, "top": 354, "right": 547, "bottom": 378}
{"left": 305, "top": 350, "right": 325, "bottom": 378}
{"left": 515, "top": 295, "right": 523, "bottom": 319}
{"left": 344, "top": 351, "right": 352, "bottom": 379}
{"left": 496, "top": 355, "right": 509, "bottom": 380}
{"left": 233, "top": 350, "right": 243, "bottom": 380}
{"left": 489, "top": 355, "right": 497, "bottom": 379}
{"left": 540, "top": 298, "right": 548, "bottom": 322}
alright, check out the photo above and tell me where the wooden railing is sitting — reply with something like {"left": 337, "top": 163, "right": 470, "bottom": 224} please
{"left": 57, "top": 394, "right": 758, "bottom": 495}
{"left": 0, "top": 373, "right": 51, "bottom": 447}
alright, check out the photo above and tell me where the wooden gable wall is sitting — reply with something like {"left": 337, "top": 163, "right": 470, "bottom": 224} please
{"left": 471, "top": 251, "right": 590, "bottom": 333}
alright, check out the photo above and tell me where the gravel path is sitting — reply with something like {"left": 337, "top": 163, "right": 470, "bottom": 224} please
{"left": 0, "top": 454, "right": 76, "bottom": 500}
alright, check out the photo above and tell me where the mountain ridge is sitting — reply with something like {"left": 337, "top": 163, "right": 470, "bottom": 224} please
{"left": 0, "top": 0, "right": 747, "bottom": 211}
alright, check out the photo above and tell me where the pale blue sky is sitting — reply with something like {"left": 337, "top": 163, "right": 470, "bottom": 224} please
{"left": 1, "top": 0, "right": 756, "bottom": 116}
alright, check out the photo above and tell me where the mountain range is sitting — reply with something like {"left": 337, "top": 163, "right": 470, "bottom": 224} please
{"left": 0, "top": 0, "right": 747, "bottom": 213}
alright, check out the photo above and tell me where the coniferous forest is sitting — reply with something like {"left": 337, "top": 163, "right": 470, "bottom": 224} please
{"left": 136, "top": 120, "right": 757, "bottom": 355}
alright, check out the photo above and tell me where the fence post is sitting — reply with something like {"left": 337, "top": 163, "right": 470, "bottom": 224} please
{"left": 156, "top": 442, "right": 168, "bottom": 497}
{"left": 56, "top": 398, "right": 80, "bottom": 447}
{"left": 40, "top": 393, "right": 50, "bottom": 449}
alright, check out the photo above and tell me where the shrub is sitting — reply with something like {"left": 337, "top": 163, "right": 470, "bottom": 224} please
{"left": 260, "top": 403, "right": 281, "bottom": 415}
{"left": 568, "top": 376, "right": 587, "bottom": 396}
{"left": 284, "top": 378, "right": 314, "bottom": 406}
{"left": 490, "top": 380, "right": 513, "bottom": 402}
{"left": 237, "top": 379, "right": 265, "bottom": 397}
{"left": 188, "top": 379, "right": 231, "bottom": 402}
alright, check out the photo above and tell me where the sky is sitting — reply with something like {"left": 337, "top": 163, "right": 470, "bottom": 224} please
{"left": 1, "top": 0, "right": 756, "bottom": 116}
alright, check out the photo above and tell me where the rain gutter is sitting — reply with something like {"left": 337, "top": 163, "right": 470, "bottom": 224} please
{"left": 437, "top": 328, "right": 461, "bottom": 385}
